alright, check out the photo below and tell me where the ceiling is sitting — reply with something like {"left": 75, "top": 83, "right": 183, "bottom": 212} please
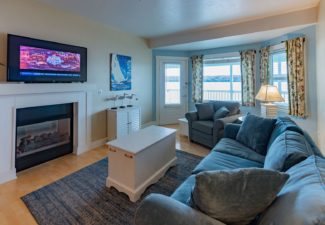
{"left": 157, "top": 25, "right": 311, "bottom": 51}
{"left": 38, "top": 0, "right": 319, "bottom": 39}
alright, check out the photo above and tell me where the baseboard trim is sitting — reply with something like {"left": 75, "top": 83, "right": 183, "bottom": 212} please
{"left": 89, "top": 137, "right": 109, "bottom": 150}
{"left": 0, "top": 169, "right": 17, "bottom": 184}
{"left": 141, "top": 121, "right": 157, "bottom": 128}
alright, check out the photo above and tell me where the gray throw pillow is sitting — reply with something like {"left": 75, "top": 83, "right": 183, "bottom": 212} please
{"left": 264, "top": 131, "right": 313, "bottom": 171}
{"left": 236, "top": 114, "right": 276, "bottom": 155}
{"left": 195, "top": 103, "right": 214, "bottom": 120}
{"left": 190, "top": 168, "right": 289, "bottom": 225}
{"left": 213, "top": 106, "right": 230, "bottom": 121}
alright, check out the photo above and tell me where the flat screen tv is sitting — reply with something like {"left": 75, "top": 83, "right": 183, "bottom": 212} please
{"left": 7, "top": 34, "right": 87, "bottom": 83}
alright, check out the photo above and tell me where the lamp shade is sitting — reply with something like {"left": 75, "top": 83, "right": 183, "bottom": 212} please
{"left": 255, "top": 85, "right": 285, "bottom": 102}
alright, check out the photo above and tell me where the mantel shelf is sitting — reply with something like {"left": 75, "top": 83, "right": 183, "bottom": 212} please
{"left": 0, "top": 83, "right": 96, "bottom": 96}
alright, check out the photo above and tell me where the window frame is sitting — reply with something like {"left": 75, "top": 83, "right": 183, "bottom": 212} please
{"left": 202, "top": 53, "right": 242, "bottom": 102}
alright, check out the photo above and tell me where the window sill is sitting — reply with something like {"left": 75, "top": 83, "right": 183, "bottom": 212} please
{"left": 275, "top": 102, "right": 289, "bottom": 115}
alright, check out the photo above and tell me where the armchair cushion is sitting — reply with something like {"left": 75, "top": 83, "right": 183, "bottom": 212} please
{"left": 192, "top": 121, "right": 214, "bottom": 135}
{"left": 213, "top": 107, "right": 230, "bottom": 121}
{"left": 195, "top": 103, "right": 214, "bottom": 120}
{"left": 209, "top": 101, "right": 240, "bottom": 116}
{"left": 236, "top": 114, "right": 276, "bottom": 155}
{"left": 190, "top": 169, "right": 289, "bottom": 225}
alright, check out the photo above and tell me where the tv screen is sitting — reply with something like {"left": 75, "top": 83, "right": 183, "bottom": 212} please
{"left": 7, "top": 34, "right": 87, "bottom": 83}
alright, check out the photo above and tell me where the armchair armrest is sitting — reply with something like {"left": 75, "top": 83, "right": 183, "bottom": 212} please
{"left": 216, "top": 114, "right": 242, "bottom": 125}
{"left": 224, "top": 123, "right": 241, "bottom": 139}
{"left": 213, "top": 114, "right": 242, "bottom": 131}
{"left": 185, "top": 111, "right": 198, "bottom": 123}
{"left": 135, "top": 194, "right": 225, "bottom": 225}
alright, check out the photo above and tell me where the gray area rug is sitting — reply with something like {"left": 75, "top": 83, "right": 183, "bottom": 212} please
{"left": 22, "top": 150, "right": 202, "bottom": 225}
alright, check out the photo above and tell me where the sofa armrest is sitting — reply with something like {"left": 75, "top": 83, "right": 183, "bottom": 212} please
{"left": 135, "top": 194, "right": 225, "bottom": 225}
{"left": 185, "top": 111, "right": 198, "bottom": 123}
{"left": 224, "top": 123, "right": 241, "bottom": 139}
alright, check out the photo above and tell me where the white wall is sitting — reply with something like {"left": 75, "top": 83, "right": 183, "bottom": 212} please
{"left": 317, "top": 2, "right": 325, "bottom": 153}
{"left": 0, "top": 0, "right": 153, "bottom": 142}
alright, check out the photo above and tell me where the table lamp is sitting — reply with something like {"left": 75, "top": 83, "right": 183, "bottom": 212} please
{"left": 255, "top": 85, "right": 285, "bottom": 118}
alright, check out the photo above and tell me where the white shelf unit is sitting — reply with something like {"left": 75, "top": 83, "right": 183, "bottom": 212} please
{"left": 107, "top": 107, "right": 141, "bottom": 140}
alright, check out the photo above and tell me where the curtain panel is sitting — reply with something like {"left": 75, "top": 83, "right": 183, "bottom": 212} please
{"left": 286, "top": 37, "right": 306, "bottom": 118}
{"left": 240, "top": 50, "right": 256, "bottom": 106}
{"left": 260, "top": 46, "right": 270, "bottom": 85}
{"left": 191, "top": 55, "right": 204, "bottom": 103}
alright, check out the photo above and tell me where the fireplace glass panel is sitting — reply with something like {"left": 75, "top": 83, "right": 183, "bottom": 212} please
{"left": 16, "top": 118, "right": 71, "bottom": 158}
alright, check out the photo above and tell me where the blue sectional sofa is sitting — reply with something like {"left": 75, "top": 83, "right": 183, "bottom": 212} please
{"left": 135, "top": 117, "right": 325, "bottom": 225}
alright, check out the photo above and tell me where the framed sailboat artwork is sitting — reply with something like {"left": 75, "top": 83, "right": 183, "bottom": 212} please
{"left": 110, "top": 53, "right": 132, "bottom": 91}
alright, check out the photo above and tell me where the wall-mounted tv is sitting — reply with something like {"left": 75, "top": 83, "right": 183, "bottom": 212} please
{"left": 7, "top": 34, "right": 87, "bottom": 83}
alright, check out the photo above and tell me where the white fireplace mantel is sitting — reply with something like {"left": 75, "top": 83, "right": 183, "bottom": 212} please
{"left": 0, "top": 83, "right": 96, "bottom": 184}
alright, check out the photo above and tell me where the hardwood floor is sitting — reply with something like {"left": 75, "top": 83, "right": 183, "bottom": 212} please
{"left": 0, "top": 125, "right": 209, "bottom": 225}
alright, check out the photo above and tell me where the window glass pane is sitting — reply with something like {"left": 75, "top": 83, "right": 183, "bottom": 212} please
{"left": 281, "top": 62, "right": 287, "bottom": 74}
{"left": 271, "top": 52, "right": 288, "bottom": 103}
{"left": 273, "top": 62, "right": 279, "bottom": 75}
{"left": 203, "top": 57, "right": 241, "bottom": 102}
{"left": 165, "top": 63, "right": 181, "bottom": 104}
{"left": 232, "top": 64, "right": 241, "bottom": 75}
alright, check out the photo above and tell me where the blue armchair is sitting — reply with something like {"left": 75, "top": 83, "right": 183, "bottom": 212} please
{"left": 185, "top": 101, "right": 241, "bottom": 148}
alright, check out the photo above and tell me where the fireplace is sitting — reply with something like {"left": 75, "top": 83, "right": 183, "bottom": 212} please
{"left": 16, "top": 103, "right": 73, "bottom": 171}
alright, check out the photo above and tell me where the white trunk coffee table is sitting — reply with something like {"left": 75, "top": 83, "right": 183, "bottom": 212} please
{"left": 106, "top": 125, "right": 177, "bottom": 202}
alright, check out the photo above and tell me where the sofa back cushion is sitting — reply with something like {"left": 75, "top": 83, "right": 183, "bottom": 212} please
{"left": 303, "top": 130, "right": 324, "bottom": 157}
{"left": 236, "top": 114, "right": 276, "bottom": 155}
{"left": 264, "top": 131, "right": 313, "bottom": 172}
{"left": 190, "top": 169, "right": 289, "bottom": 225}
{"left": 257, "top": 156, "right": 325, "bottom": 225}
{"left": 195, "top": 103, "right": 214, "bottom": 120}
{"left": 209, "top": 100, "right": 240, "bottom": 116}
{"left": 267, "top": 117, "right": 303, "bottom": 150}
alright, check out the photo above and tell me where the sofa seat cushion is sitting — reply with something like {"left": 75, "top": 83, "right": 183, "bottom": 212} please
{"left": 213, "top": 138, "right": 265, "bottom": 163}
{"left": 192, "top": 151, "right": 263, "bottom": 174}
{"left": 257, "top": 156, "right": 325, "bottom": 225}
{"left": 170, "top": 175, "right": 196, "bottom": 205}
{"left": 190, "top": 169, "right": 289, "bottom": 225}
{"left": 236, "top": 114, "right": 276, "bottom": 155}
{"left": 264, "top": 131, "right": 313, "bottom": 172}
{"left": 267, "top": 117, "right": 303, "bottom": 150}
{"left": 192, "top": 120, "right": 214, "bottom": 135}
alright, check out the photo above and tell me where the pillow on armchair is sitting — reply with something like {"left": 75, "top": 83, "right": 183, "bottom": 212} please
{"left": 195, "top": 103, "right": 214, "bottom": 120}
{"left": 213, "top": 106, "right": 230, "bottom": 121}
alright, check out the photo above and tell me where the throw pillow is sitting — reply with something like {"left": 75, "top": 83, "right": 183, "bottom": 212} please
{"left": 213, "top": 106, "right": 230, "bottom": 121}
{"left": 236, "top": 114, "right": 276, "bottom": 155}
{"left": 195, "top": 103, "right": 214, "bottom": 120}
{"left": 264, "top": 131, "right": 313, "bottom": 171}
{"left": 190, "top": 169, "right": 289, "bottom": 225}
